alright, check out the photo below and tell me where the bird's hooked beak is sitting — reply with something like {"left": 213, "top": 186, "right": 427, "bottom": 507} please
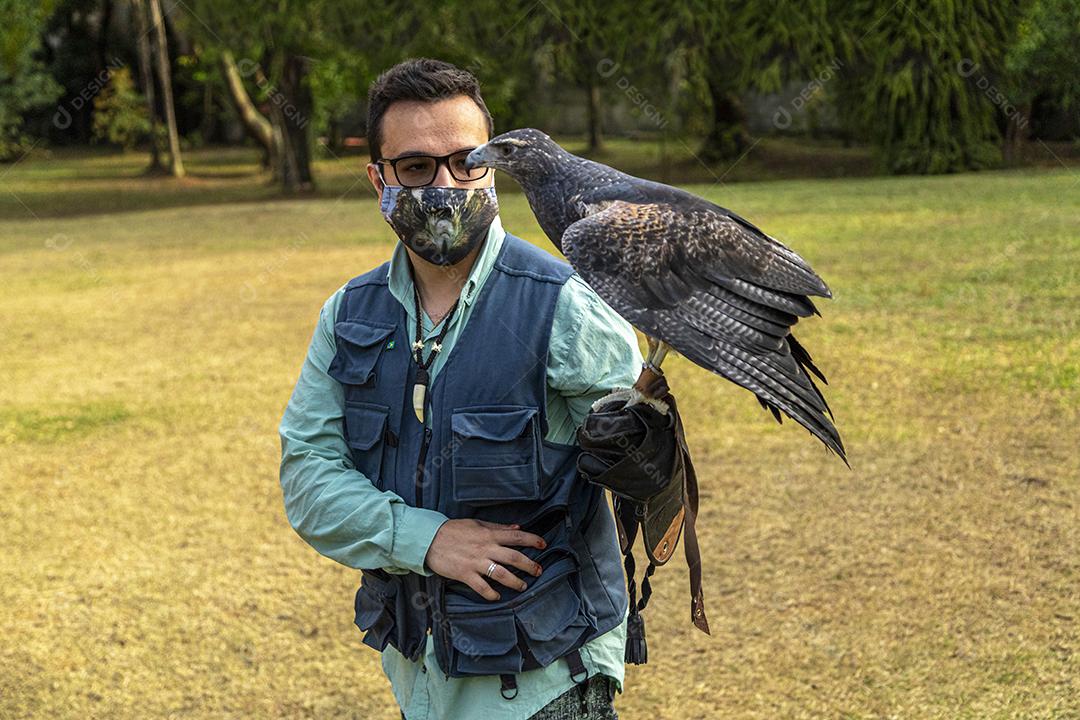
{"left": 464, "top": 143, "right": 497, "bottom": 172}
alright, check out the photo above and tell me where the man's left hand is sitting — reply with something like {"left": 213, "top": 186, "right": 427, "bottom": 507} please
{"left": 576, "top": 376, "right": 681, "bottom": 502}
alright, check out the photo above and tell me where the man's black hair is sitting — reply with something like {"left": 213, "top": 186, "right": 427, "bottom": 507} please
{"left": 366, "top": 58, "right": 494, "bottom": 162}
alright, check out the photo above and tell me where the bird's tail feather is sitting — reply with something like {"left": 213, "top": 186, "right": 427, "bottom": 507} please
{"left": 788, "top": 335, "right": 833, "bottom": 420}
{"left": 673, "top": 328, "right": 847, "bottom": 464}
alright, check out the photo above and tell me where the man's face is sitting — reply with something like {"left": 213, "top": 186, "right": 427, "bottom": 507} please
{"left": 366, "top": 95, "right": 493, "bottom": 198}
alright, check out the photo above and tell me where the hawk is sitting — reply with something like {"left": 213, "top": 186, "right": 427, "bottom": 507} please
{"left": 466, "top": 129, "right": 846, "bottom": 463}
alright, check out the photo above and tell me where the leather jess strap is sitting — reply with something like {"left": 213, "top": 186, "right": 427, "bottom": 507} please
{"left": 671, "top": 393, "right": 709, "bottom": 634}
{"left": 578, "top": 380, "right": 711, "bottom": 660}
{"left": 615, "top": 391, "right": 709, "bottom": 664}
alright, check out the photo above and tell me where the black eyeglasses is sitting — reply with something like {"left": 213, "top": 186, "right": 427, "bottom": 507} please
{"left": 375, "top": 149, "right": 490, "bottom": 188}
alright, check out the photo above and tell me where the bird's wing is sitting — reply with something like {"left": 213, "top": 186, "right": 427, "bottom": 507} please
{"left": 562, "top": 199, "right": 846, "bottom": 463}
{"left": 575, "top": 181, "right": 833, "bottom": 300}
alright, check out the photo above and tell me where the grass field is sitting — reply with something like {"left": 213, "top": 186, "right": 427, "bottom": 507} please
{"left": 1, "top": 147, "right": 1078, "bottom": 719}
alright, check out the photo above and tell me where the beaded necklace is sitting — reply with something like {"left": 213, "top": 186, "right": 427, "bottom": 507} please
{"left": 410, "top": 284, "right": 460, "bottom": 423}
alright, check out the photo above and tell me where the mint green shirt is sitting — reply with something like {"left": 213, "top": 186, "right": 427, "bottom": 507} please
{"left": 278, "top": 216, "right": 644, "bottom": 719}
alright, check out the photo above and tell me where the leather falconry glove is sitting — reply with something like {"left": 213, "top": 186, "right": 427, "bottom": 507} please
{"left": 576, "top": 374, "right": 710, "bottom": 666}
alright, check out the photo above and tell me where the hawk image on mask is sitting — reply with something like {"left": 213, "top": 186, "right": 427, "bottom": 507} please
{"left": 466, "top": 129, "right": 847, "bottom": 463}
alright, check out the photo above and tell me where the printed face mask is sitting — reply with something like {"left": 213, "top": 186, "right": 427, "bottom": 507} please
{"left": 379, "top": 185, "right": 499, "bottom": 266}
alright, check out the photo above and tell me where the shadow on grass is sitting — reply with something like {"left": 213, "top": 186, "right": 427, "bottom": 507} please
{"left": 0, "top": 146, "right": 385, "bottom": 221}
{"left": 3, "top": 137, "right": 1076, "bottom": 222}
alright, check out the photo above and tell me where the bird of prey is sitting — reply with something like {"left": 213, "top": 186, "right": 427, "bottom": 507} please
{"left": 465, "top": 129, "right": 846, "bottom": 463}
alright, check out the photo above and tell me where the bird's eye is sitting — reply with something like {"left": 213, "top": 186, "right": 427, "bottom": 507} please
{"left": 500, "top": 145, "right": 513, "bottom": 157}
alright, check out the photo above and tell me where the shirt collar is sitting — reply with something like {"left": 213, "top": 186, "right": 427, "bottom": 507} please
{"left": 386, "top": 214, "right": 505, "bottom": 317}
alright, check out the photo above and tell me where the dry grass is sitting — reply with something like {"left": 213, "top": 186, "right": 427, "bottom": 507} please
{"left": 1, "top": 148, "right": 1078, "bottom": 719}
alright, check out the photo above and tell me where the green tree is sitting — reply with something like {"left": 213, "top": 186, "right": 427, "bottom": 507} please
{"left": 91, "top": 66, "right": 150, "bottom": 150}
{"left": 0, "top": 0, "right": 63, "bottom": 161}
{"left": 659, "top": 0, "right": 838, "bottom": 162}
{"left": 361, "top": 0, "right": 542, "bottom": 137}
{"left": 1001, "top": 0, "right": 1080, "bottom": 161}
{"left": 182, "top": 0, "right": 537, "bottom": 190}
{"left": 181, "top": 0, "right": 386, "bottom": 192}
{"left": 833, "top": 0, "right": 1027, "bottom": 174}
{"left": 529, "top": 0, "right": 637, "bottom": 153}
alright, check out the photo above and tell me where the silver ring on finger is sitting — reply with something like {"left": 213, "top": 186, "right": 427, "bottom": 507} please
{"left": 485, "top": 561, "right": 499, "bottom": 578}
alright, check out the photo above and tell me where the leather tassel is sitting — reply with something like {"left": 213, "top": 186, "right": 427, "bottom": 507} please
{"left": 625, "top": 610, "right": 647, "bottom": 664}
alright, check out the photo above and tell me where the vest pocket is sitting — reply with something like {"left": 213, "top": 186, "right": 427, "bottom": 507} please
{"left": 353, "top": 569, "right": 397, "bottom": 652}
{"left": 450, "top": 405, "right": 541, "bottom": 505}
{"left": 441, "top": 557, "right": 596, "bottom": 676}
{"left": 448, "top": 611, "right": 522, "bottom": 674}
{"left": 343, "top": 401, "right": 389, "bottom": 482}
{"left": 514, "top": 574, "right": 593, "bottom": 667}
{"left": 327, "top": 319, "right": 396, "bottom": 387}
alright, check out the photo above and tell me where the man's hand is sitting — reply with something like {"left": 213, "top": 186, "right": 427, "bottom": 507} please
{"left": 424, "top": 519, "right": 545, "bottom": 601}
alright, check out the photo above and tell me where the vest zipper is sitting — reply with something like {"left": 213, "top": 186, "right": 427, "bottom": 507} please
{"left": 415, "top": 423, "right": 433, "bottom": 635}
{"left": 415, "top": 425, "right": 432, "bottom": 507}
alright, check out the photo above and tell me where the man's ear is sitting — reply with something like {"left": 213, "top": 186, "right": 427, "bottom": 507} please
{"left": 366, "top": 162, "right": 384, "bottom": 199}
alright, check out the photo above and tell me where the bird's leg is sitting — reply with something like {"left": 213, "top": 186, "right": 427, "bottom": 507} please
{"left": 631, "top": 337, "right": 671, "bottom": 401}
{"left": 649, "top": 339, "right": 670, "bottom": 371}
{"left": 589, "top": 336, "right": 672, "bottom": 414}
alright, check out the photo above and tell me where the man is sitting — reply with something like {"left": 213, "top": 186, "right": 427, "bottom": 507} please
{"left": 278, "top": 58, "right": 647, "bottom": 719}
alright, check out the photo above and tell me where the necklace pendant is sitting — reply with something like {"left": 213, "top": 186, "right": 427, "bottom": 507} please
{"left": 412, "top": 367, "right": 429, "bottom": 423}
{"left": 412, "top": 382, "right": 427, "bottom": 423}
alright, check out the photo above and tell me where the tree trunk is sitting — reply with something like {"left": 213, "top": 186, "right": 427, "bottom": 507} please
{"left": 269, "top": 53, "right": 314, "bottom": 193}
{"left": 699, "top": 69, "right": 749, "bottom": 162}
{"left": 147, "top": 0, "right": 184, "bottom": 177}
{"left": 200, "top": 82, "right": 215, "bottom": 142}
{"left": 219, "top": 50, "right": 276, "bottom": 162}
{"left": 585, "top": 75, "right": 603, "bottom": 153}
{"left": 327, "top": 118, "right": 341, "bottom": 155}
{"left": 97, "top": 0, "right": 113, "bottom": 75}
{"left": 1003, "top": 101, "right": 1032, "bottom": 165}
{"left": 130, "top": 0, "right": 161, "bottom": 171}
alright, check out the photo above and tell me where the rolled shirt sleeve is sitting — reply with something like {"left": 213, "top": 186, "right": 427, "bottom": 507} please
{"left": 278, "top": 287, "right": 448, "bottom": 576}
{"left": 546, "top": 273, "right": 645, "bottom": 437}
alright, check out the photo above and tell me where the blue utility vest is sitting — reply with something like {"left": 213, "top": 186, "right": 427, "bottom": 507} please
{"left": 326, "top": 232, "right": 629, "bottom": 688}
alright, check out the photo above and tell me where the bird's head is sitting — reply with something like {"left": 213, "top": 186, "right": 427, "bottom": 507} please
{"left": 464, "top": 128, "right": 566, "bottom": 187}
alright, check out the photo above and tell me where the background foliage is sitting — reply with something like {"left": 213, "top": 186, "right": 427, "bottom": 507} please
{"left": 1, "top": 0, "right": 1077, "bottom": 181}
